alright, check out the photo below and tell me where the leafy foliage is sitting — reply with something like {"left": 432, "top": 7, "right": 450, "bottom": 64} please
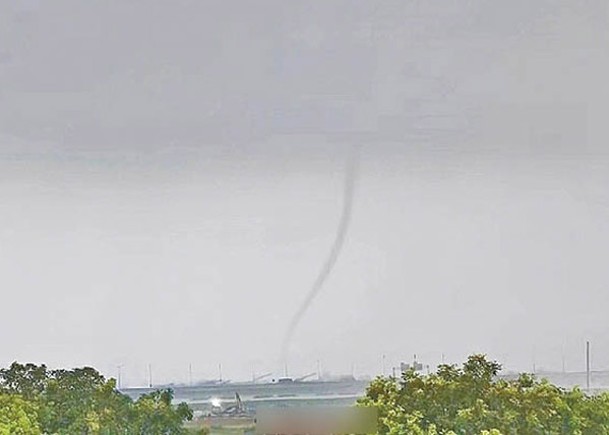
{"left": 0, "top": 393, "right": 41, "bottom": 435}
{"left": 359, "top": 354, "right": 609, "bottom": 435}
{"left": 0, "top": 362, "right": 193, "bottom": 434}
{"left": 133, "top": 389, "right": 193, "bottom": 434}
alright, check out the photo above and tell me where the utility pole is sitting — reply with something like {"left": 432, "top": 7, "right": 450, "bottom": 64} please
{"left": 148, "top": 364, "right": 153, "bottom": 388}
{"left": 218, "top": 363, "right": 223, "bottom": 382}
{"left": 586, "top": 341, "right": 591, "bottom": 392}
{"left": 117, "top": 365, "right": 123, "bottom": 390}
{"left": 532, "top": 346, "right": 536, "bottom": 374}
{"left": 189, "top": 363, "right": 193, "bottom": 387}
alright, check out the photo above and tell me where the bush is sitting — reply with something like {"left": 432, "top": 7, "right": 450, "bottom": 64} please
{"left": 0, "top": 362, "right": 193, "bottom": 434}
{"left": 0, "top": 393, "right": 41, "bottom": 435}
{"left": 358, "top": 354, "right": 609, "bottom": 434}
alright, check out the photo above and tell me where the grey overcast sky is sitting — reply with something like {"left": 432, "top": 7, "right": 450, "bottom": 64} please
{"left": 1, "top": 0, "right": 609, "bottom": 386}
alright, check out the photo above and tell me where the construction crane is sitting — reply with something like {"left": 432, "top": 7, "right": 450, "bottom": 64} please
{"left": 272, "top": 372, "right": 319, "bottom": 384}
{"left": 295, "top": 372, "right": 317, "bottom": 382}
{"left": 252, "top": 372, "right": 273, "bottom": 383}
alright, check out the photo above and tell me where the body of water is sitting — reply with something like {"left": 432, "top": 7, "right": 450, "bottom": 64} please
{"left": 122, "top": 379, "right": 370, "bottom": 413}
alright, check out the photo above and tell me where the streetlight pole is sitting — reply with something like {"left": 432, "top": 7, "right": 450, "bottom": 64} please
{"left": 117, "top": 365, "right": 123, "bottom": 390}
{"left": 586, "top": 341, "right": 591, "bottom": 392}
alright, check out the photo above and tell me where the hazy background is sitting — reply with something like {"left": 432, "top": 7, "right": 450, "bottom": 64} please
{"left": 1, "top": 0, "right": 608, "bottom": 387}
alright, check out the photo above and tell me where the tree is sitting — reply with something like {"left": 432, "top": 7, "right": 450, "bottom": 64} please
{"left": 39, "top": 368, "right": 134, "bottom": 434}
{"left": 359, "top": 354, "right": 609, "bottom": 434}
{"left": 0, "top": 363, "right": 47, "bottom": 400}
{"left": 133, "top": 389, "right": 193, "bottom": 435}
{"left": 0, "top": 393, "right": 41, "bottom": 435}
{"left": 0, "top": 362, "right": 193, "bottom": 434}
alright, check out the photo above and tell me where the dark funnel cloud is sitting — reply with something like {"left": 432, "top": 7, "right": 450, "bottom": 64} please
{"left": 280, "top": 146, "right": 360, "bottom": 366}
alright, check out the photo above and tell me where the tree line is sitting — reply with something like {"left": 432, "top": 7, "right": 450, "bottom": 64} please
{"left": 359, "top": 354, "right": 609, "bottom": 434}
{"left": 0, "top": 362, "right": 197, "bottom": 434}
{"left": 6, "top": 355, "right": 609, "bottom": 434}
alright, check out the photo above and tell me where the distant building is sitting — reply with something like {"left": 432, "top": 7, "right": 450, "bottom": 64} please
{"left": 400, "top": 357, "right": 424, "bottom": 374}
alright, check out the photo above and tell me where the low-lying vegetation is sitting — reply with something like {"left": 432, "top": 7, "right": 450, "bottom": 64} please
{"left": 359, "top": 354, "right": 609, "bottom": 434}
{"left": 0, "top": 362, "right": 193, "bottom": 434}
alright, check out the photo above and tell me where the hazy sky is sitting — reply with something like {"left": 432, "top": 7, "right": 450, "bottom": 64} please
{"left": 1, "top": 1, "right": 609, "bottom": 387}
